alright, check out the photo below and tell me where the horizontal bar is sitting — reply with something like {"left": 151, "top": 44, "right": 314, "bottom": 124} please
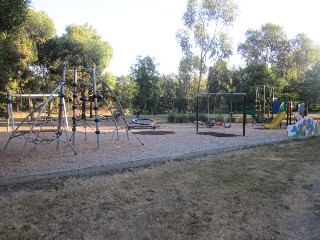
{"left": 66, "top": 68, "right": 93, "bottom": 73}
{"left": 197, "top": 92, "right": 247, "bottom": 96}
{"left": 9, "top": 94, "right": 59, "bottom": 97}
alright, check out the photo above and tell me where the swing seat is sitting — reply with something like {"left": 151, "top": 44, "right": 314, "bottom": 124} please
{"left": 215, "top": 121, "right": 223, "bottom": 126}
{"left": 205, "top": 120, "right": 215, "bottom": 127}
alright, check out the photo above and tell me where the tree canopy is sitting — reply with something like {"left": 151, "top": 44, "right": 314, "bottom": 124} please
{"left": 130, "top": 56, "right": 159, "bottom": 114}
{"left": 1, "top": 2, "right": 320, "bottom": 117}
{"left": 0, "top": 0, "right": 31, "bottom": 32}
{"left": 177, "top": 0, "right": 238, "bottom": 92}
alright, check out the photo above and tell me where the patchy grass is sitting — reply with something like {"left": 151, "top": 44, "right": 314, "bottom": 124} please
{"left": 0, "top": 136, "right": 320, "bottom": 239}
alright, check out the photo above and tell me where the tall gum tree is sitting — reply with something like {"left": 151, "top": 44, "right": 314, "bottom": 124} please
{"left": 237, "top": 23, "right": 291, "bottom": 80}
{"left": 176, "top": 0, "right": 238, "bottom": 92}
{"left": 288, "top": 33, "right": 320, "bottom": 82}
{"left": 130, "top": 56, "right": 159, "bottom": 114}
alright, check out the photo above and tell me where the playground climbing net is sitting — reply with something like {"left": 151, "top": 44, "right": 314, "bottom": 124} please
{"left": 1, "top": 65, "right": 142, "bottom": 161}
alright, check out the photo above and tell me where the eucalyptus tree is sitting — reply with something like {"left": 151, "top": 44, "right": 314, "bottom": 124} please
{"left": 24, "top": 9, "right": 56, "bottom": 93}
{"left": 114, "top": 75, "right": 137, "bottom": 112}
{"left": 233, "top": 63, "right": 286, "bottom": 108}
{"left": 0, "top": 0, "right": 31, "bottom": 116}
{"left": 0, "top": 0, "right": 32, "bottom": 93}
{"left": 304, "top": 60, "right": 320, "bottom": 110}
{"left": 176, "top": 0, "right": 238, "bottom": 92}
{"left": 177, "top": 56, "right": 199, "bottom": 112}
{"left": 0, "top": 8, "right": 55, "bottom": 94}
{"left": 157, "top": 74, "right": 179, "bottom": 113}
{"left": 130, "top": 56, "right": 159, "bottom": 114}
{"left": 59, "top": 24, "right": 113, "bottom": 74}
{"left": 288, "top": 60, "right": 320, "bottom": 110}
{"left": 0, "top": 0, "right": 31, "bottom": 32}
{"left": 207, "top": 59, "right": 233, "bottom": 93}
{"left": 237, "top": 23, "right": 291, "bottom": 79}
{"left": 287, "top": 33, "right": 320, "bottom": 82}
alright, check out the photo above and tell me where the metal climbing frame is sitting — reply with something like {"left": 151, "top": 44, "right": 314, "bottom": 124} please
{"left": 64, "top": 65, "right": 101, "bottom": 149}
{"left": 68, "top": 68, "right": 130, "bottom": 144}
{"left": 96, "top": 76, "right": 130, "bottom": 140}
{"left": 1, "top": 80, "right": 68, "bottom": 161}
{"left": 1, "top": 65, "right": 138, "bottom": 161}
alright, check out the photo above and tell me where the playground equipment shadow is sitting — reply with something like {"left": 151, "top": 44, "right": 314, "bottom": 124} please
{"left": 0, "top": 123, "right": 292, "bottom": 185}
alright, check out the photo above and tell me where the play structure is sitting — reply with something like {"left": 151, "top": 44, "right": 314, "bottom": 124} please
{"left": 264, "top": 101, "right": 288, "bottom": 129}
{"left": 264, "top": 101, "right": 311, "bottom": 129}
{"left": 129, "top": 110, "right": 157, "bottom": 130}
{"left": 196, "top": 92, "right": 247, "bottom": 136}
{"left": 1, "top": 65, "right": 135, "bottom": 161}
{"left": 287, "top": 116, "right": 318, "bottom": 137}
{"left": 255, "top": 85, "right": 276, "bottom": 123}
{"left": 130, "top": 117, "right": 156, "bottom": 130}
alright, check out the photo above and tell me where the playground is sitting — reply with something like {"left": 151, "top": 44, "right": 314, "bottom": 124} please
{"left": 0, "top": 119, "right": 293, "bottom": 182}
{"left": 1, "top": 66, "right": 319, "bottom": 183}
{"left": 1, "top": 86, "right": 320, "bottom": 238}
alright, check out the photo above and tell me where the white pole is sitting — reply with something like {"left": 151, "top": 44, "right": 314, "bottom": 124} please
{"left": 56, "top": 65, "right": 66, "bottom": 151}
{"left": 62, "top": 97, "right": 69, "bottom": 131}
{"left": 7, "top": 93, "right": 15, "bottom": 132}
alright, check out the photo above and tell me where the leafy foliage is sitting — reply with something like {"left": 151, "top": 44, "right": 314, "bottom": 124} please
{"left": 130, "top": 56, "right": 159, "bottom": 114}
{"left": 0, "top": 0, "right": 31, "bottom": 32}
{"left": 177, "top": 0, "right": 238, "bottom": 91}
{"left": 59, "top": 24, "right": 113, "bottom": 73}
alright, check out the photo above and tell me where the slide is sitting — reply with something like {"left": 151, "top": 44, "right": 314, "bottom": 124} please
{"left": 264, "top": 112, "right": 286, "bottom": 129}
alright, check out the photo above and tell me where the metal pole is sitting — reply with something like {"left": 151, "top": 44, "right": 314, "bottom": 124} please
{"left": 7, "top": 93, "right": 15, "bottom": 132}
{"left": 207, "top": 95, "right": 210, "bottom": 122}
{"left": 62, "top": 97, "right": 69, "bottom": 131}
{"left": 72, "top": 67, "right": 77, "bottom": 145}
{"left": 18, "top": 82, "right": 64, "bottom": 161}
{"left": 91, "top": 66, "right": 100, "bottom": 149}
{"left": 263, "top": 85, "right": 266, "bottom": 119}
{"left": 196, "top": 95, "right": 199, "bottom": 132}
{"left": 243, "top": 94, "right": 246, "bottom": 136}
{"left": 56, "top": 65, "right": 66, "bottom": 151}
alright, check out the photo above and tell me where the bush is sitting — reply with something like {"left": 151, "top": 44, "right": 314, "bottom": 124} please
{"left": 199, "top": 114, "right": 207, "bottom": 122}
{"left": 175, "top": 114, "right": 188, "bottom": 123}
{"left": 214, "top": 114, "right": 224, "bottom": 122}
{"left": 167, "top": 113, "right": 191, "bottom": 123}
{"left": 0, "top": 104, "right": 7, "bottom": 118}
{"left": 187, "top": 115, "right": 194, "bottom": 122}
{"left": 167, "top": 113, "right": 175, "bottom": 123}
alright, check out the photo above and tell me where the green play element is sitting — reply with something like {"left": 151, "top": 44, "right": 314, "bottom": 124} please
{"left": 246, "top": 109, "right": 256, "bottom": 118}
{"left": 278, "top": 102, "right": 288, "bottom": 113}
{"left": 80, "top": 68, "right": 92, "bottom": 73}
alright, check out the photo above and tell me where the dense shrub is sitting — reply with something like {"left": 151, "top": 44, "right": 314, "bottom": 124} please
{"left": 175, "top": 114, "right": 188, "bottom": 123}
{"left": 167, "top": 113, "right": 175, "bottom": 123}
{"left": 0, "top": 104, "right": 6, "bottom": 118}
{"left": 167, "top": 113, "right": 211, "bottom": 123}
{"left": 167, "top": 113, "right": 191, "bottom": 123}
{"left": 214, "top": 114, "right": 224, "bottom": 122}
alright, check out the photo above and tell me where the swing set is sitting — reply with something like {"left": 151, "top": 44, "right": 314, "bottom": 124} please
{"left": 196, "top": 92, "right": 247, "bottom": 136}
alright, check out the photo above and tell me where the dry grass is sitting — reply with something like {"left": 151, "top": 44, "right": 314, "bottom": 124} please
{"left": 0, "top": 136, "right": 320, "bottom": 239}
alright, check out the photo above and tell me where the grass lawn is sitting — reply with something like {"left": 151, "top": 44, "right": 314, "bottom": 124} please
{"left": 0, "top": 136, "right": 320, "bottom": 239}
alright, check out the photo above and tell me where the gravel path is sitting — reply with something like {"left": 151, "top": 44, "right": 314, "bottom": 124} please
{"left": 0, "top": 123, "right": 290, "bottom": 181}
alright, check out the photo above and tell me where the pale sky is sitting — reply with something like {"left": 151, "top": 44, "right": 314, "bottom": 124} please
{"left": 32, "top": 0, "right": 320, "bottom": 76}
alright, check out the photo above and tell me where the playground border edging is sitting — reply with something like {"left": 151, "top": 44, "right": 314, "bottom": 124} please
{"left": 0, "top": 137, "right": 298, "bottom": 187}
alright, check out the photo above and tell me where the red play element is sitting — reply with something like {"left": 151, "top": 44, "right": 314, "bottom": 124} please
{"left": 215, "top": 121, "right": 223, "bottom": 126}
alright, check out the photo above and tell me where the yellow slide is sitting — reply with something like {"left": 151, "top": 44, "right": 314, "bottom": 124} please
{"left": 264, "top": 112, "right": 286, "bottom": 129}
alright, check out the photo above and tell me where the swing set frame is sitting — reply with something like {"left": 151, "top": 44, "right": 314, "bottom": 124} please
{"left": 196, "top": 92, "right": 247, "bottom": 136}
